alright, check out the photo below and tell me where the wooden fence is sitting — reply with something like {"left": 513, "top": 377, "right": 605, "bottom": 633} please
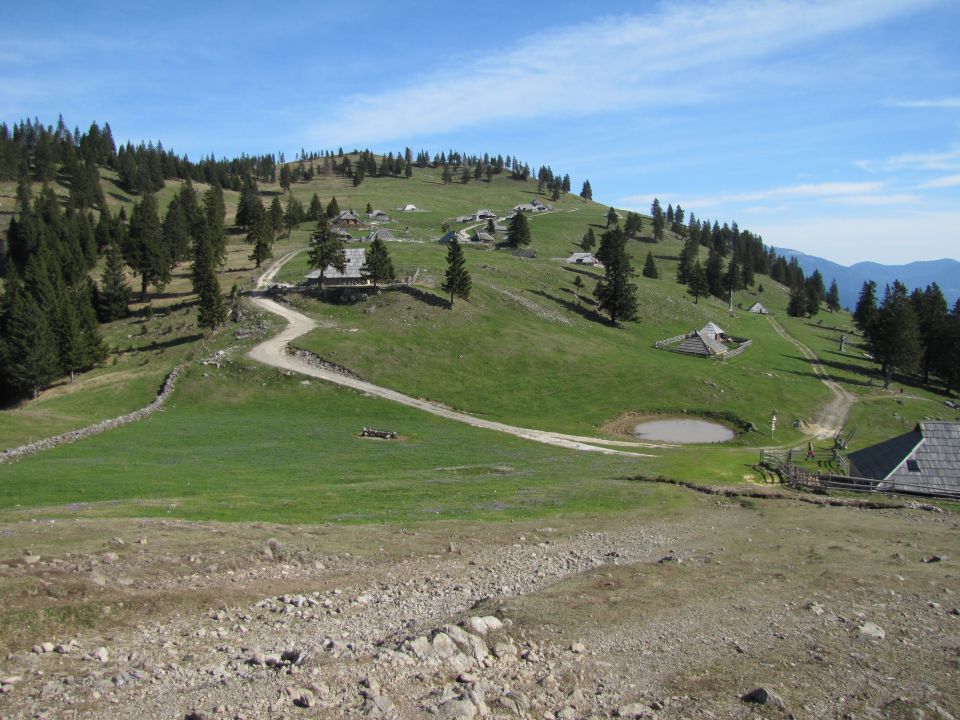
{"left": 759, "top": 450, "right": 959, "bottom": 500}
{"left": 722, "top": 340, "right": 753, "bottom": 359}
{"left": 654, "top": 333, "right": 690, "bottom": 349}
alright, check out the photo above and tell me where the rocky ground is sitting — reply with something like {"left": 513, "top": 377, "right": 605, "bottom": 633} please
{"left": 0, "top": 487, "right": 958, "bottom": 719}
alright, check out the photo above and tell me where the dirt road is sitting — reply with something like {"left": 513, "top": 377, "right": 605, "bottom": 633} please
{"left": 248, "top": 253, "right": 657, "bottom": 456}
{"left": 766, "top": 314, "right": 855, "bottom": 438}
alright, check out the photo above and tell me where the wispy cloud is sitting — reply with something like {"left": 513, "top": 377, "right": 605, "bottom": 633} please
{"left": 886, "top": 97, "right": 960, "bottom": 109}
{"left": 917, "top": 173, "right": 960, "bottom": 189}
{"left": 308, "top": 0, "right": 931, "bottom": 145}
{"left": 622, "top": 181, "right": 899, "bottom": 211}
{"left": 856, "top": 145, "right": 960, "bottom": 172}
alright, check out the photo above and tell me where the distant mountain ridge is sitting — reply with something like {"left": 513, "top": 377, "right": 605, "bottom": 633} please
{"left": 773, "top": 248, "right": 960, "bottom": 311}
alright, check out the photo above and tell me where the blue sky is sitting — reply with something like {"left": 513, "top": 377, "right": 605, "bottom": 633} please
{"left": 3, "top": 0, "right": 958, "bottom": 265}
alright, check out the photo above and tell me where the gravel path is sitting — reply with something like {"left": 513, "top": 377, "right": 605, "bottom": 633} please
{"left": 765, "top": 314, "right": 855, "bottom": 439}
{"left": 247, "top": 253, "right": 660, "bottom": 457}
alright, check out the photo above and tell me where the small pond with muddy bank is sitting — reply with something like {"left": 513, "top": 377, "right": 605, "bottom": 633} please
{"left": 632, "top": 418, "right": 735, "bottom": 443}
{"left": 604, "top": 412, "right": 742, "bottom": 444}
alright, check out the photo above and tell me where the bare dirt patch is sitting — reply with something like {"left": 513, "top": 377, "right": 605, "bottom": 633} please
{"left": 0, "top": 493, "right": 956, "bottom": 719}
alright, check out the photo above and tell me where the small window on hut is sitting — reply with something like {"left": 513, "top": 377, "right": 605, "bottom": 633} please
{"left": 906, "top": 459, "right": 920, "bottom": 472}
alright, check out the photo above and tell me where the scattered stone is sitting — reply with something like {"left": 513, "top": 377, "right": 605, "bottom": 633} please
{"left": 618, "top": 701, "right": 655, "bottom": 717}
{"left": 183, "top": 711, "right": 208, "bottom": 720}
{"left": 570, "top": 641, "right": 587, "bottom": 654}
{"left": 921, "top": 555, "right": 945, "bottom": 563}
{"left": 807, "top": 601, "right": 825, "bottom": 616}
{"left": 436, "top": 697, "right": 477, "bottom": 719}
{"left": 94, "top": 647, "right": 109, "bottom": 663}
{"left": 741, "top": 687, "right": 785, "bottom": 709}
{"left": 858, "top": 622, "right": 886, "bottom": 640}
{"left": 291, "top": 689, "right": 315, "bottom": 708}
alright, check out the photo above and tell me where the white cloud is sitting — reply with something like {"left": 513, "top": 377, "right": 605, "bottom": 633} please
{"left": 307, "top": 0, "right": 931, "bottom": 145}
{"left": 621, "top": 181, "right": 893, "bottom": 210}
{"left": 887, "top": 97, "right": 960, "bottom": 109}
{"left": 916, "top": 173, "right": 960, "bottom": 189}
{"left": 857, "top": 145, "right": 960, "bottom": 172}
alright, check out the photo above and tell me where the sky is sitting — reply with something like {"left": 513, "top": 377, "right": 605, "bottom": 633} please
{"left": 2, "top": 0, "right": 958, "bottom": 265}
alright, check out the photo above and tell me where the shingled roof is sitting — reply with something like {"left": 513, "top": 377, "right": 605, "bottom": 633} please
{"left": 672, "top": 330, "right": 728, "bottom": 357}
{"left": 848, "top": 421, "right": 960, "bottom": 497}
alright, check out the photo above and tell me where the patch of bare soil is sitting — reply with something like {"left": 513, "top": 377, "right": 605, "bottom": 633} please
{"left": 0, "top": 492, "right": 956, "bottom": 719}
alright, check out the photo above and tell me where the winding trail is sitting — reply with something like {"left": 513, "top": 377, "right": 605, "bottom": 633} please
{"left": 248, "top": 252, "right": 657, "bottom": 457}
{"left": 765, "top": 314, "right": 855, "bottom": 439}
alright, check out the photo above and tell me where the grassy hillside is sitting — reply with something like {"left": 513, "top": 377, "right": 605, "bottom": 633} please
{"left": 2, "top": 157, "right": 957, "bottom": 523}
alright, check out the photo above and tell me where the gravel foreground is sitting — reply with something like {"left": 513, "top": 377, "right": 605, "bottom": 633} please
{"left": 0, "top": 491, "right": 958, "bottom": 719}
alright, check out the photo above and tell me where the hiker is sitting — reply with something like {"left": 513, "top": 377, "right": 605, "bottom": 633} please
{"left": 807, "top": 442, "right": 815, "bottom": 459}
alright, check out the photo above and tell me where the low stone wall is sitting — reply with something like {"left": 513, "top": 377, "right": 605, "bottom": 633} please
{"left": 0, "top": 362, "right": 186, "bottom": 466}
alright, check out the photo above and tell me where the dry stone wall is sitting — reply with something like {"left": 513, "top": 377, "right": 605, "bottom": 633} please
{"left": 1, "top": 361, "right": 187, "bottom": 466}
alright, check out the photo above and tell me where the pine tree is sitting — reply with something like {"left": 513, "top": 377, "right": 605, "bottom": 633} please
{"left": 98, "top": 241, "right": 130, "bottom": 321}
{"left": 125, "top": 191, "right": 170, "bottom": 300}
{"left": 1, "top": 283, "right": 60, "bottom": 399}
{"left": 687, "top": 261, "right": 709, "bottom": 304}
{"left": 507, "top": 211, "right": 531, "bottom": 247}
{"left": 642, "top": 251, "right": 658, "bottom": 279}
{"left": 677, "top": 238, "right": 698, "bottom": 284}
{"left": 268, "top": 196, "right": 284, "bottom": 237}
{"left": 442, "top": 237, "right": 471, "bottom": 307}
{"left": 326, "top": 196, "right": 340, "bottom": 219}
{"left": 572, "top": 274, "right": 584, "bottom": 301}
{"left": 705, "top": 248, "right": 724, "bottom": 298}
{"left": 308, "top": 193, "right": 323, "bottom": 222}
{"left": 247, "top": 213, "right": 274, "bottom": 269}
{"left": 194, "top": 222, "right": 226, "bottom": 329}
{"left": 853, "top": 280, "right": 877, "bottom": 333}
{"left": 826, "top": 279, "right": 841, "bottom": 312}
{"left": 865, "top": 281, "right": 921, "bottom": 389}
{"left": 594, "top": 227, "right": 638, "bottom": 325}
{"left": 580, "top": 228, "right": 596, "bottom": 252}
{"left": 361, "top": 237, "right": 395, "bottom": 287}
{"left": 651, "top": 205, "right": 665, "bottom": 241}
{"left": 911, "top": 283, "right": 948, "bottom": 384}
{"left": 308, "top": 215, "right": 345, "bottom": 284}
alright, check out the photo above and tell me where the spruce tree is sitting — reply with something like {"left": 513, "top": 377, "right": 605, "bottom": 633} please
{"left": 853, "top": 280, "right": 877, "bottom": 333}
{"left": 361, "top": 237, "right": 395, "bottom": 287}
{"left": 594, "top": 228, "right": 638, "bottom": 325}
{"left": 125, "top": 191, "right": 170, "bottom": 300}
{"left": 580, "top": 228, "right": 596, "bottom": 252}
{"left": 268, "top": 196, "right": 284, "bottom": 237}
{"left": 580, "top": 180, "right": 592, "bottom": 201}
{"left": 642, "top": 251, "right": 658, "bottom": 279}
{"left": 308, "top": 193, "right": 323, "bottom": 221}
{"left": 507, "top": 210, "right": 531, "bottom": 247}
{"left": 247, "top": 213, "right": 274, "bottom": 269}
{"left": 687, "top": 261, "right": 709, "bottom": 304}
{"left": 442, "top": 237, "right": 471, "bottom": 307}
{"left": 606, "top": 206, "right": 618, "bottom": 227}
{"left": 826, "top": 279, "right": 841, "bottom": 312}
{"left": 911, "top": 283, "right": 948, "bottom": 384}
{"left": 705, "top": 247, "right": 724, "bottom": 298}
{"left": 865, "top": 281, "right": 920, "bottom": 389}
{"left": 1, "top": 284, "right": 60, "bottom": 398}
{"left": 326, "top": 196, "right": 340, "bottom": 219}
{"left": 194, "top": 222, "right": 226, "bottom": 329}
{"left": 308, "top": 215, "right": 345, "bottom": 284}
{"left": 98, "top": 242, "right": 130, "bottom": 321}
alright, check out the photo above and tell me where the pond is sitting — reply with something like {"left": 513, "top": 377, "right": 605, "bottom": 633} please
{"left": 633, "top": 418, "right": 735, "bottom": 444}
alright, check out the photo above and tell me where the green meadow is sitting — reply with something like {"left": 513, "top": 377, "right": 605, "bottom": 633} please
{"left": 2, "top": 158, "right": 956, "bottom": 522}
